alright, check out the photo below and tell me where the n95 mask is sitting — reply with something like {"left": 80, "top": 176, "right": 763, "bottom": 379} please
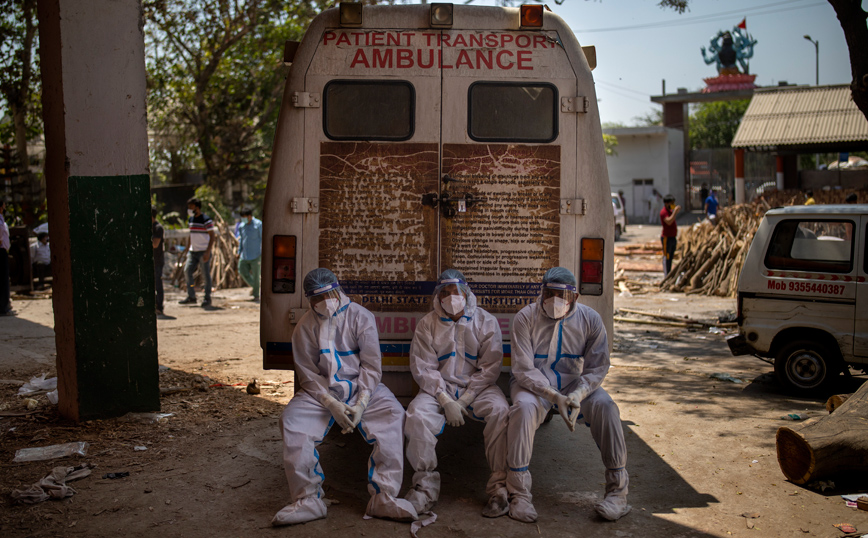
{"left": 440, "top": 295, "right": 466, "bottom": 316}
{"left": 314, "top": 298, "right": 340, "bottom": 317}
{"left": 543, "top": 297, "right": 569, "bottom": 319}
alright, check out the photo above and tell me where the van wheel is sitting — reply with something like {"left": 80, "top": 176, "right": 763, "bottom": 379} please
{"left": 614, "top": 224, "right": 622, "bottom": 242}
{"left": 774, "top": 340, "right": 839, "bottom": 395}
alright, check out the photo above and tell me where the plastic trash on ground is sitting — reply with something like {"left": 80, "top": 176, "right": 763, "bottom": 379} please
{"left": 18, "top": 374, "right": 58, "bottom": 395}
{"left": 13, "top": 442, "right": 90, "bottom": 463}
{"left": 709, "top": 373, "right": 744, "bottom": 384}
{"left": 118, "top": 412, "right": 174, "bottom": 424}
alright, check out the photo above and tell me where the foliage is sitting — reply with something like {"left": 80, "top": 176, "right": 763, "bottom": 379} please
{"left": 144, "top": 0, "right": 322, "bottom": 192}
{"left": 603, "top": 133, "right": 618, "bottom": 156}
{"left": 688, "top": 99, "right": 749, "bottom": 150}
{"left": 0, "top": 0, "right": 40, "bottom": 153}
{"left": 633, "top": 108, "right": 663, "bottom": 127}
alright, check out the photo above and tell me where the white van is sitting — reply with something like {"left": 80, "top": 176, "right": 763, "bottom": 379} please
{"left": 260, "top": 3, "right": 614, "bottom": 399}
{"left": 727, "top": 205, "right": 868, "bottom": 394}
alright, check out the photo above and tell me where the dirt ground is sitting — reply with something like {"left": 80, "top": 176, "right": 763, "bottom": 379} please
{"left": 1, "top": 222, "right": 867, "bottom": 538}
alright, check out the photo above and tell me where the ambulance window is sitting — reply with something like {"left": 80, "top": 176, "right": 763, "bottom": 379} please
{"left": 324, "top": 81, "right": 414, "bottom": 141}
{"left": 765, "top": 219, "right": 854, "bottom": 273}
{"left": 468, "top": 82, "right": 557, "bottom": 142}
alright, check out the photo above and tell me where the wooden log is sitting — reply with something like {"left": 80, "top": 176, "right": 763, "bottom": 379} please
{"left": 825, "top": 394, "right": 852, "bottom": 414}
{"left": 776, "top": 380, "right": 868, "bottom": 484}
{"left": 613, "top": 316, "right": 703, "bottom": 329}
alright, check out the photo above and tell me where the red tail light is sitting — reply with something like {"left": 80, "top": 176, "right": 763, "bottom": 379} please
{"left": 272, "top": 235, "right": 297, "bottom": 293}
{"left": 580, "top": 237, "right": 604, "bottom": 295}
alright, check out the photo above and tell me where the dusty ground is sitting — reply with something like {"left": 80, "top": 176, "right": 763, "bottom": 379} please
{"left": 1, "top": 222, "right": 867, "bottom": 538}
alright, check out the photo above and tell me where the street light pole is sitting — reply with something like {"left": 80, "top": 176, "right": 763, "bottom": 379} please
{"left": 804, "top": 35, "right": 820, "bottom": 169}
{"left": 804, "top": 35, "right": 818, "bottom": 85}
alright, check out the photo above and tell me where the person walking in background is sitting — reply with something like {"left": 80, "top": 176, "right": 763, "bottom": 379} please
{"left": 704, "top": 189, "right": 719, "bottom": 223}
{"left": 31, "top": 232, "right": 51, "bottom": 289}
{"left": 152, "top": 207, "right": 165, "bottom": 316}
{"left": 660, "top": 194, "right": 680, "bottom": 277}
{"left": 0, "top": 199, "right": 12, "bottom": 316}
{"left": 846, "top": 193, "right": 858, "bottom": 204}
{"left": 804, "top": 189, "right": 816, "bottom": 205}
{"left": 179, "top": 197, "right": 215, "bottom": 307}
{"left": 236, "top": 207, "right": 262, "bottom": 302}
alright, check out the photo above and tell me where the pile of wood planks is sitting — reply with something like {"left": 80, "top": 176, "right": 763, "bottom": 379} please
{"left": 171, "top": 204, "right": 245, "bottom": 291}
{"left": 659, "top": 188, "right": 866, "bottom": 297}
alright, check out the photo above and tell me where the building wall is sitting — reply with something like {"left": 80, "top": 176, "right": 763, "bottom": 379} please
{"left": 604, "top": 127, "right": 685, "bottom": 222}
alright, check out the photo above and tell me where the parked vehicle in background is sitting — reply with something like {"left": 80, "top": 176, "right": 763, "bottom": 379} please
{"left": 611, "top": 192, "right": 625, "bottom": 241}
{"left": 727, "top": 205, "right": 868, "bottom": 395}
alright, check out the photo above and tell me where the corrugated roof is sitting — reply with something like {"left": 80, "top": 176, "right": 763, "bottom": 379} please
{"left": 731, "top": 84, "right": 868, "bottom": 148}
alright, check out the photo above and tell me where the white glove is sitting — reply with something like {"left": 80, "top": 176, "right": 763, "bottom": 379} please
{"left": 318, "top": 392, "right": 354, "bottom": 433}
{"left": 346, "top": 390, "right": 371, "bottom": 430}
{"left": 567, "top": 386, "right": 589, "bottom": 408}
{"left": 543, "top": 387, "right": 579, "bottom": 432}
{"left": 437, "top": 392, "right": 465, "bottom": 427}
{"left": 456, "top": 391, "right": 475, "bottom": 417}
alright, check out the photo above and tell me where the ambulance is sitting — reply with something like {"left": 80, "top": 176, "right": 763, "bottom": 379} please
{"left": 261, "top": 3, "right": 614, "bottom": 400}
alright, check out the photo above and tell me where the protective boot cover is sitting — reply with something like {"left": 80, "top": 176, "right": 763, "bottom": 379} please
{"left": 367, "top": 492, "right": 419, "bottom": 522}
{"left": 594, "top": 468, "right": 631, "bottom": 521}
{"left": 506, "top": 470, "right": 537, "bottom": 523}
{"left": 482, "top": 487, "right": 509, "bottom": 518}
{"left": 272, "top": 496, "right": 327, "bottom": 526}
{"left": 404, "top": 471, "right": 439, "bottom": 514}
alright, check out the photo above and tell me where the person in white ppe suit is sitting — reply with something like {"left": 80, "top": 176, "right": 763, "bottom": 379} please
{"left": 403, "top": 270, "right": 510, "bottom": 517}
{"left": 272, "top": 268, "right": 418, "bottom": 526}
{"left": 506, "top": 267, "right": 629, "bottom": 523}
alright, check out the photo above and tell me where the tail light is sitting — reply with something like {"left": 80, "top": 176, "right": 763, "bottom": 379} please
{"left": 272, "top": 235, "right": 297, "bottom": 293}
{"left": 580, "top": 237, "right": 604, "bottom": 296}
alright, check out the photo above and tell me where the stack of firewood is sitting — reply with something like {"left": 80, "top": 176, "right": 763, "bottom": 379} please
{"left": 660, "top": 188, "right": 865, "bottom": 297}
{"left": 171, "top": 204, "right": 245, "bottom": 291}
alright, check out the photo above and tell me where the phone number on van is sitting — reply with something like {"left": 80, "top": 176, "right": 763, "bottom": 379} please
{"left": 767, "top": 280, "right": 845, "bottom": 295}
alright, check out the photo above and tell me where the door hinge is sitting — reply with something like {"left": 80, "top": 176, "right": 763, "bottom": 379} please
{"left": 291, "top": 198, "right": 319, "bottom": 213}
{"left": 560, "top": 198, "right": 586, "bottom": 215}
{"left": 292, "top": 92, "right": 321, "bottom": 108}
{"left": 561, "top": 96, "right": 589, "bottom": 113}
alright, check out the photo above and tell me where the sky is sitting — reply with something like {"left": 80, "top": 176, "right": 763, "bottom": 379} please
{"left": 480, "top": 0, "right": 856, "bottom": 126}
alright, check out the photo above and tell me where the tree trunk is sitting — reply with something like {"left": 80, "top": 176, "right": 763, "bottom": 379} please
{"left": 828, "top": 0, "right": 868, "bottom": 123}
{"left": 776, "top": 380, "right": 868, "bottom": 484}
{"left": 826, "top": 393, "right": 851, "bottom": 413}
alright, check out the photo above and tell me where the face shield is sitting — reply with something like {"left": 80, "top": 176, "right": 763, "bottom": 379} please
{"left": 306, "top": 281, "right": 342, "bottom": 317}
{"left": 433, "top": 278, "right": 469, "bottom": 317}
{"left": 540, "top": 282, "right": 576, "bottom": 320}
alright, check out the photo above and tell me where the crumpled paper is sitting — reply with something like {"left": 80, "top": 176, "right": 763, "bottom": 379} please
{"left": 10, "top": 463, "right": 95, "bottom": 504}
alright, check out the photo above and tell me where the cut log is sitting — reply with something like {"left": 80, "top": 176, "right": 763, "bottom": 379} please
{"left": 776, "top": 381, "right": 868, "bottom": 484}
{"left": 825, "top": 393, "right": 852, "bottom": 414}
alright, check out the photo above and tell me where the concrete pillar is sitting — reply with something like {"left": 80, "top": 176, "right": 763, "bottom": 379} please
{"left": 775, "top": 154, "right": 784, "bottom": 190}
{"left": 734, "top": 148, "right": 745, "bottom": 204}
{"left": 38, "top": 0, "right": 159, "bottom": 421}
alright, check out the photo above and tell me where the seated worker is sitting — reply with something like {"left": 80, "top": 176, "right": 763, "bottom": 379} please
{"left": 403, "top": 269, "right": 509, "bottom": 517}
{"left": 272, "top": 268, "right": 418, "bottom": 526}
{"left": 31, "top": 232, "right": 51, "bottom": 289}
{"left": 506, "top": 267, "right": 629, "bottom": 523}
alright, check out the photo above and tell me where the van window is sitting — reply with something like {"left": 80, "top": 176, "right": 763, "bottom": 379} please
{"left": 468, "top": 82, "right": 557, "bottom": 142}
{"left": 324, "top": 81, "right": 414, "bottom": 140}
{"left": 765, "top": 219, "right": 854, "bottom": 273}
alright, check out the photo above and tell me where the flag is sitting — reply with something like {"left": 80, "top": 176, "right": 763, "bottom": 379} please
{"left": 737, "top": 18, "right": 746, "bottom": 29}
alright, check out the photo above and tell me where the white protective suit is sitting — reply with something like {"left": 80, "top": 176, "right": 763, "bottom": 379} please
{"left": 273, "top": 290, "right": 418, "bottom": 526}
{"left": 403, "top": 289, "right": 509, "bottom": 516}
{"left": 507, "top": 301, "right": 629, "bottom": 522}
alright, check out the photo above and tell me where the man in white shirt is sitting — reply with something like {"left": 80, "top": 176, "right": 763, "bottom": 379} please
{"left": 0, "top": 199, "right": 12, "bottom": 315}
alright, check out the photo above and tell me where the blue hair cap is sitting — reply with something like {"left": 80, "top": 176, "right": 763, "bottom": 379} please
{"left": 303, "top": 268, "right": 339, "bottom": 297}
{"left": 542, "top": 267, "right": 577, "bottom": 287}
